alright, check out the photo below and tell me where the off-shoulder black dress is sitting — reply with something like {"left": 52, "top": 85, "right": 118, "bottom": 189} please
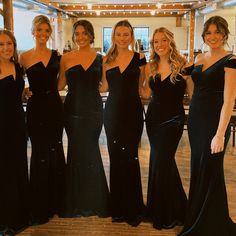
{"left": 179, "top": 55, "right": 236, "bottom": 236}
{"left": 104, "top": 52, "right": 146, "bottom": 226}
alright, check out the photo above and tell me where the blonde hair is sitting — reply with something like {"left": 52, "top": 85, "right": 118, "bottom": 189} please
{"left": 150, "top": 27, "right": 186, "bottom": 83}
{"left": 31, "top": 15, "right": 52, "bottom": 35}
{"left": 0, "top": 29, "right": 18, "bottom": 63}
{"left": 106, "top": 20, "right": 135, "bottom": 64}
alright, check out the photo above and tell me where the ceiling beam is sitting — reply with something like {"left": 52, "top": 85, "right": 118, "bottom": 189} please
{"left": 75, "top": 12, "right": 186, "bottom": 18}
{"left": 59, "top": 4, "right": 191, "bottom": 11}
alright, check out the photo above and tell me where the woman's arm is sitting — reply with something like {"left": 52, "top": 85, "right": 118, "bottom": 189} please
{"left": 19, "top": 52, "right": 33, "bottom": 99}
{"left": 182, "top": 61, "right": 194, "bottom": 99}
{"left": 139, "top": 63, "right": 152, "bottom": 99}
{"left": 99, "top": 57, "right": 109, "bottom": 93}
{"left": 138, "top": 53, "right": 146, "bottom": 86}
{"left": 211, "top": 59, "right": 236, "bottom": 154}
{"left": 58, "top": 54, "right": 67, "bottom": 91}
{"left": 185, "top": 76, "right": 193, "bottom": 99}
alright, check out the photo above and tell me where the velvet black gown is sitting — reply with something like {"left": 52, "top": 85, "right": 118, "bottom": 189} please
{"left": 146, "top": 74, "right": 188, "bottom": 229}
{"left": 63, "top": 53, "right": 110, "bottom": 217}
{"left": 179, "top": 55, "right": 236, "bottom": 236}
{"left": 104, "top": 52, "right": 146, "bottom": 226}
{"left": 25, "top": 50, "right": 65, "bottom": 224}
{"left": 0, "top": 63, "right": 30, "bottom": 234}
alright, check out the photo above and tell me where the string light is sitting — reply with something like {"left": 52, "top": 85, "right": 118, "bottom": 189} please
{"left": 87, "top": 3, "right": 92, "bottom": 10}
{"left": 156, "top": 3, "right": 162, "bottom": 9}
{"left": 52, "top": 2, "right": 197, "bottom": 17}
{"left": 150, "top": 10, "right": 155, "bottom": 16}
{"left": 95, "top": 10, "right": 101, "bottom": 16}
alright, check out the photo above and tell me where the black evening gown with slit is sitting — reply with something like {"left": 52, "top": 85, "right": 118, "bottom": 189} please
{"left": 179, "top": 55, "right": 236, "bottom": 236}
{"left": 0, "top": 63, "right": 30, "bottom": 234}
{"left": 25, "top": 50, "right": 66, "bottom": 224}
{"left": 146, "top": 73, "right": 187, "bottom": 229}
{"left": 104, "top": 52, "right": 146, "bottom": 226}
{"left": 63, "top": 53, "right": 110, "bottom": 218}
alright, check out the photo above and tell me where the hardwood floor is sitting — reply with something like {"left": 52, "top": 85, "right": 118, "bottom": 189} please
{"left": 19, "top": 127, "right": 236, "bottom": 236}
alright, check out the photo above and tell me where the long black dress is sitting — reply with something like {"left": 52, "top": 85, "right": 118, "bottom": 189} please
{"left": 25, "top": 50, "right": 65, "bottom": 224}
{"left": 0, "top": 63, "right": 30, "bottom": 234}
{"left": 63, "top": 53, "right": 110, "bottom": 217}
{"left": 179, "top": 55, "right": 236, "bottom": 236}
{"left": 146, "top": 74, "right": 187, "bottom": 229}
{"left": 104, "top": 52, "right": 146, "bottom": 226}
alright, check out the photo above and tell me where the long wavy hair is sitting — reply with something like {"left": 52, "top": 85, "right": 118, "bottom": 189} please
{"left": 149, "top": 27, "right": 186, "bottom": 83}
{"left": 0, "top": 29, "right": 18, "bottom": 63}
{"left": 106, "top": 20, "right": 135, "bottom": 64}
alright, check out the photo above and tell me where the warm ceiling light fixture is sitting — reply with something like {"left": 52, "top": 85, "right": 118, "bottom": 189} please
{"left": 150, "top": 10, "right": 156, "bottom": 15}
{"left": 87, "top": 3, "right": 92, "bottom": 10}
{"left": 156, "top": 2, "right": 162, "bottom": 9}
{"left": 95, "top": 10, "right": 101, "bottom": 16}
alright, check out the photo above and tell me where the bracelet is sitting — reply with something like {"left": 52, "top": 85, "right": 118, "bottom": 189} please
{"left": 215, "top": 135, "right": 225, "bottom": 139}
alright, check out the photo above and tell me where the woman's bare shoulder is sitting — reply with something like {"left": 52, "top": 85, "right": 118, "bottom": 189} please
{"left": 194, "top": 53, "right": 205, "bottom": 64}
{"left": 20, "top": 49, "right": 33, "bottom": 59}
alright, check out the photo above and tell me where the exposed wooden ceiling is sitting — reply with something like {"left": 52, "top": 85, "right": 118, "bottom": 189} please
{"left": 12, "top": 0, "right": 208, "bottom": 17}
{"left": 12, "top": 0, "right": 236, "bottom": 18}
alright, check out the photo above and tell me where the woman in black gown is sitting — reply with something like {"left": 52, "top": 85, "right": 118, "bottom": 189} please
{"left": 141, "top": 27, "right": 193, "bottom": 230}
{"left": 58, "top": 20, "right": 109, "bottom": 218}
{"left": 100, "top": 20, "right": 146, "bottom": 226}
{"left": 0, "top": 30, "right": 30, "bottom": 234}
{"left": 20, "top": 15, "right": 65, "bottom": 224}
{"left": 179, "top": 16, "right": 236, "bottom": 236}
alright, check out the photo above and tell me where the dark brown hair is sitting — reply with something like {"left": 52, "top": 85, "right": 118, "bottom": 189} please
{"left": 0, "top": 29, "right": 18, "bottom": 63}
{"left": 202, "top": 16, "right": 230, "bottom": 44}
{"left": 72, "top": 20, "right": 95, "bottom": 44}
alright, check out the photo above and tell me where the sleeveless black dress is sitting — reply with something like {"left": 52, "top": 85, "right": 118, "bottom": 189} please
{"left": 25, "top": 50, "right": 65, "bottom": 223}
{"left": 63, "top": 53, "right": 110, "bottom": 217}
{"left": 104, "top": 52, "right": 146, "bottom": 226}
{"left": 0, "top": 63, "right": 30, "bottom": 234}
{"left": 179, "top": 55, "right": 236, "bottom": 235}
{"left": 146, "top": 74, "right": 187, "bottom": 229}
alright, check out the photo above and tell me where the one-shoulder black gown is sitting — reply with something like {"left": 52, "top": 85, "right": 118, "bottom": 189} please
{"left": 179, "top": 55, "right": 236, "bottom": 235}
{"left": 63, "top": 53, "right": 110, "bottom": 217}
{"left": 146, "top": 74, "right": 187, "bottom": 229}
{"left": 25, "top": 50, "right": 65, "bottom": 223}
{"left": 104, "top": 52, "right": 146, "bottom": 226}
{"left": 0, "top": 63, "right": 30, "bottom": 234}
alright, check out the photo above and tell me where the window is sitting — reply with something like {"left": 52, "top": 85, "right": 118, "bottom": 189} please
{"left": 13, "top": 7, "right": 39, "bottom": 51}
{"left": 0, "top": 4, "right": 2, "bottom": 29}
{"left": 102, "top": 26, "right": 149, "bottom": 54}
{"left": 0, "top": 16, "right": 3, "bottom": 29}
{"left": 134, "top": 27, "right": 149, "bottom": 51}
{"left": 13, "top": 7, "right": 54, "bottom": 51}
{"left": 103, "top": 27, "right": 112, "bottom": 53}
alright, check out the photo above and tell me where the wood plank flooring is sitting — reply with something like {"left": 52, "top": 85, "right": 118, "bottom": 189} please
{"left": 19, "top": 126, "right": 236, "bottom": 236}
